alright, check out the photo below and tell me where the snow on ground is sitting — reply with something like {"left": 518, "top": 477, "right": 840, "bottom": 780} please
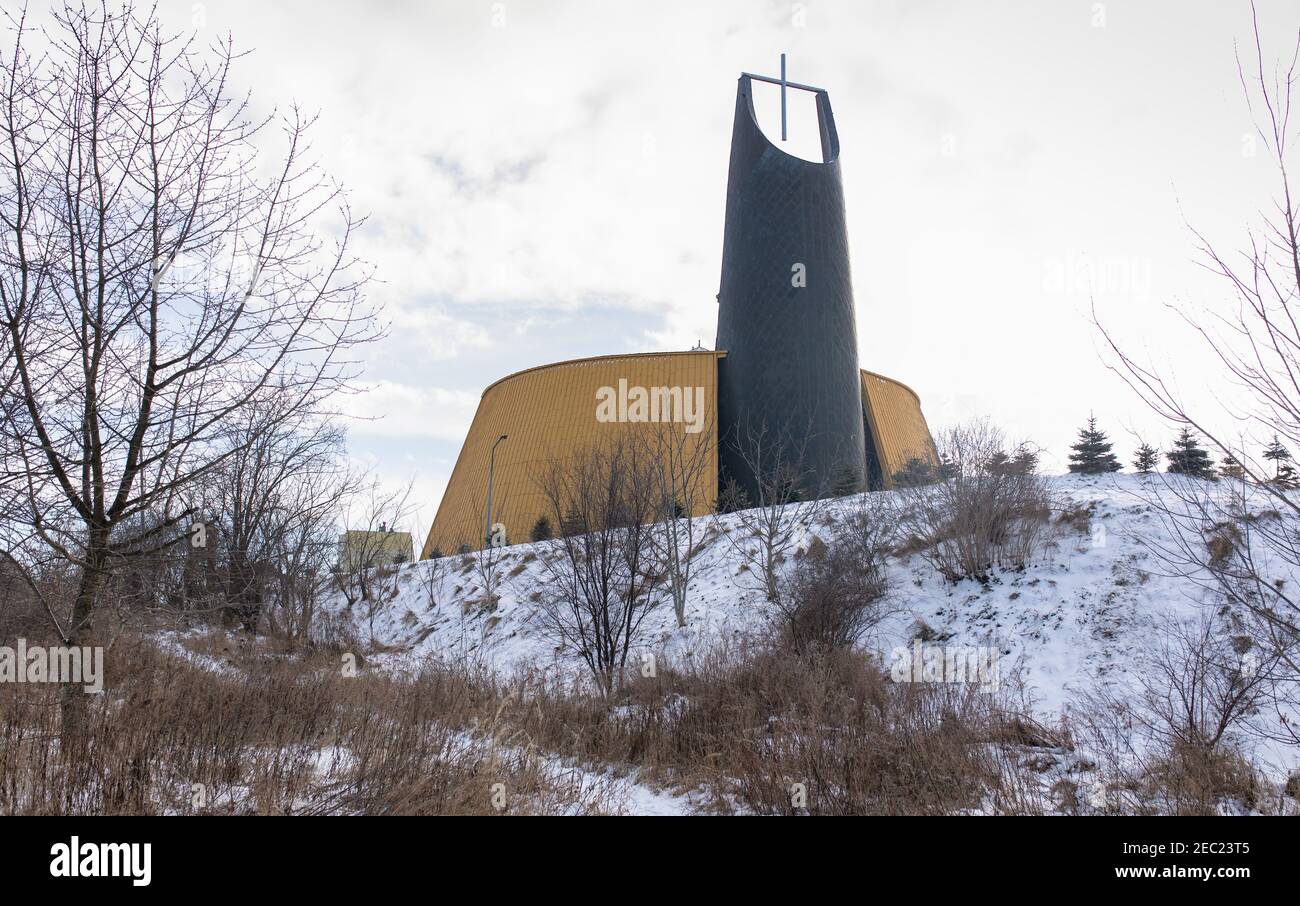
{"left": 882, "top": 476, "right": 1202, "bottom": 717}
{"left": 325, "top": 473, "right": 1300, "bottom": 788}
{"left": 332, "top": 476, "right": 1202, "bottom": 698}
{"left": 152, "top": 627, "right": 244, "bottom": 675}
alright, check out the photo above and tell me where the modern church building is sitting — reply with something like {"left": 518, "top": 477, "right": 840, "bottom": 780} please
{"left": 421, "top": 70, "right": 936, "bottom": 557}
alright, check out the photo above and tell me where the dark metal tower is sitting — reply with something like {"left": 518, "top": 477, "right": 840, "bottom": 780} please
{"left": 714, "top": 71, "right": 866, "bottom": 502}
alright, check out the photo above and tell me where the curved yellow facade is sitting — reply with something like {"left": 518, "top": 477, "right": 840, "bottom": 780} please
{"left": 860, "top": 370, "right": 938, "bottom": 487}
{"left": 421, "top": 351, "right": 723, "bottom": 558}
{"left": 421, "top": 353, "right": 935, "bottom": 557}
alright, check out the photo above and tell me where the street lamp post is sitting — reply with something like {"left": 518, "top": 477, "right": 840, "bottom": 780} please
{"left": 485, "top": 434, "right": 508, "bottom": 548}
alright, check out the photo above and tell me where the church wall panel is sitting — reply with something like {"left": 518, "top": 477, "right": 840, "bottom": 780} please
{"left": 860, "top": 370, "right": 938, "bottom": 487}
{"left": 421, "top": 351, "right": 723, "bottom": 558}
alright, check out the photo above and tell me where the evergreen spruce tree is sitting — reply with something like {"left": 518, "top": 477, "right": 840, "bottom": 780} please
{"left": 529, "top": 515, "right": 553, "bottom": 543}
{"left": 1276, "top": 462, "right": 1299, "bottom": 490}
{"left": 935, "top": 454, "right": 959, "bottom": 480}
{"left": 990, "top": 445, "right": 1038, "bottom": 477}
{"left": 1011, "top": 445, "right": 1039, "bottom": 475}
{"left": 560, "top": 506, "right": 585, "bottom": 537}
{"left": 830, "top": 462, "right": 863, "bottom": 497}
{"left": 1132, "top": 443, "right": 1159, "bottom": 474}
{"left": 1166, "top": 428, "right": 1215, "bottom": 479}
{"left": 891, "top": 457, "right": 935, "bottom": 488}
{"left": 1067, "top": 415, "right": 1122, "bottom": 474}
{"left": 1218, "top": 455, "right": 1246, "bottom": 481}
{"left": 987, "top": 450, "right": 1013, "bottom": 476}
{"left": 716, "top": 477, "right": 748, "bottom": 514}
{"left": 1263, "top": 435, "right": 1292, "bottom": 481}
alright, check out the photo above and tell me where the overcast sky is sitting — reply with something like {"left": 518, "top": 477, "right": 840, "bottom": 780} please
{"left": 133, "top": 0, "right": 1300, "bottom": 538}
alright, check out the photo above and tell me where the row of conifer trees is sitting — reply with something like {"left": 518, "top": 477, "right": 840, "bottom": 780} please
{"left": 887, "top": 417, "right": 1298, "bottom": 488}
{"left": 1064, "top": 415, "right": 1296, "bottom": 485}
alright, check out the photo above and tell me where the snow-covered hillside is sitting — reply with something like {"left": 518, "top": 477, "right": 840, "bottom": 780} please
{"left": 325, "top": 474, "right": 1295, "bottom": 769}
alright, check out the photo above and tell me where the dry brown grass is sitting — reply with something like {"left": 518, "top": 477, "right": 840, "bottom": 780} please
{"left": 0, "top": 626, "right": 1053, "bottom": 815}
{"left": 3, "top": 621, "right": 1276, "bottom": 815}
{"left": 1146, "top": 742, "right": 1264, "bottom": 815}
{"left": 1204, "top": 521, "right": 1243, "bottom": 570}
{"left": 422, "top": 642, "right": 1052, "bottom": 815}
{"left": 0, "top": 634, "right": 610, "bottom": 815}
{"left": 1055, "top": 501, "right": 1097, "bottom": 535}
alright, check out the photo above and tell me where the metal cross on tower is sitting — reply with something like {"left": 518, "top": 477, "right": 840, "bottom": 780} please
{"left": 777, "top": 53, "right": 786, "bottom": 141}
{"left": 741, "top": 55, "right": 826, "bottom": 144}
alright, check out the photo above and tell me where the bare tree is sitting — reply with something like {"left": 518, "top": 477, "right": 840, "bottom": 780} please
{"left": 534, "top": 438, "right": 661, "bottom": 695}
{"left": 419, "top": 545, "right": 447, "bottom": 611}
{"left": 467, "top": 483, "right": 513, "bottom": 609}
{"left": 636, "top": 416, "right": 716, "bottom": 627}
{"left": 334, "top": 480, "right": 414, "bottom": 645}
{"left": 1138, "top": 610, "right": 1274, "bottom": 752}
{"left": 716, "top": 418, "right": 827, "bottom": 602}
{"left": 888, "top": 419, "right": 1056, "bottom": 583}
{"left": 770, "top": 492, "right": 896, "bottom": 654}
{"left": 1073, "top": 609, "right": 1276, "bottom": 814}
{"left": 0, "top": 3, "right": 379, "bottom": 729}
{"left": 265, "top": 492, "right": 345, "bottom": 645}
{"left": 202, "top": 387, "right": 357, "bottom": 635}
{"left": 1095, "top": 5, "right": 1300, "bottom": 745}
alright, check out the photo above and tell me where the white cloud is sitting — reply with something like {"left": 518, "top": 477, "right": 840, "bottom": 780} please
{"left": 342, "top": 381, "right": 480, "bottom": 441}
{"left": 136, "top": 0, "right": 1300, "bottom": 489}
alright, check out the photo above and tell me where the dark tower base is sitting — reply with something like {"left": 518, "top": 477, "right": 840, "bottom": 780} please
{"left": 714, "top": 74, "right": 866, "bottom": 502}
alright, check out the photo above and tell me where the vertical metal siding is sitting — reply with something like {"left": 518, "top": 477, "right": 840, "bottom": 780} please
{"left": 421, "top": 356, "right": 932, "bottom": 557}
{"left": 860, "top": 369, "right": 937, "bottom": 488}
{"left": 421, "top": 351, "right": 723, "bottom": 557}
